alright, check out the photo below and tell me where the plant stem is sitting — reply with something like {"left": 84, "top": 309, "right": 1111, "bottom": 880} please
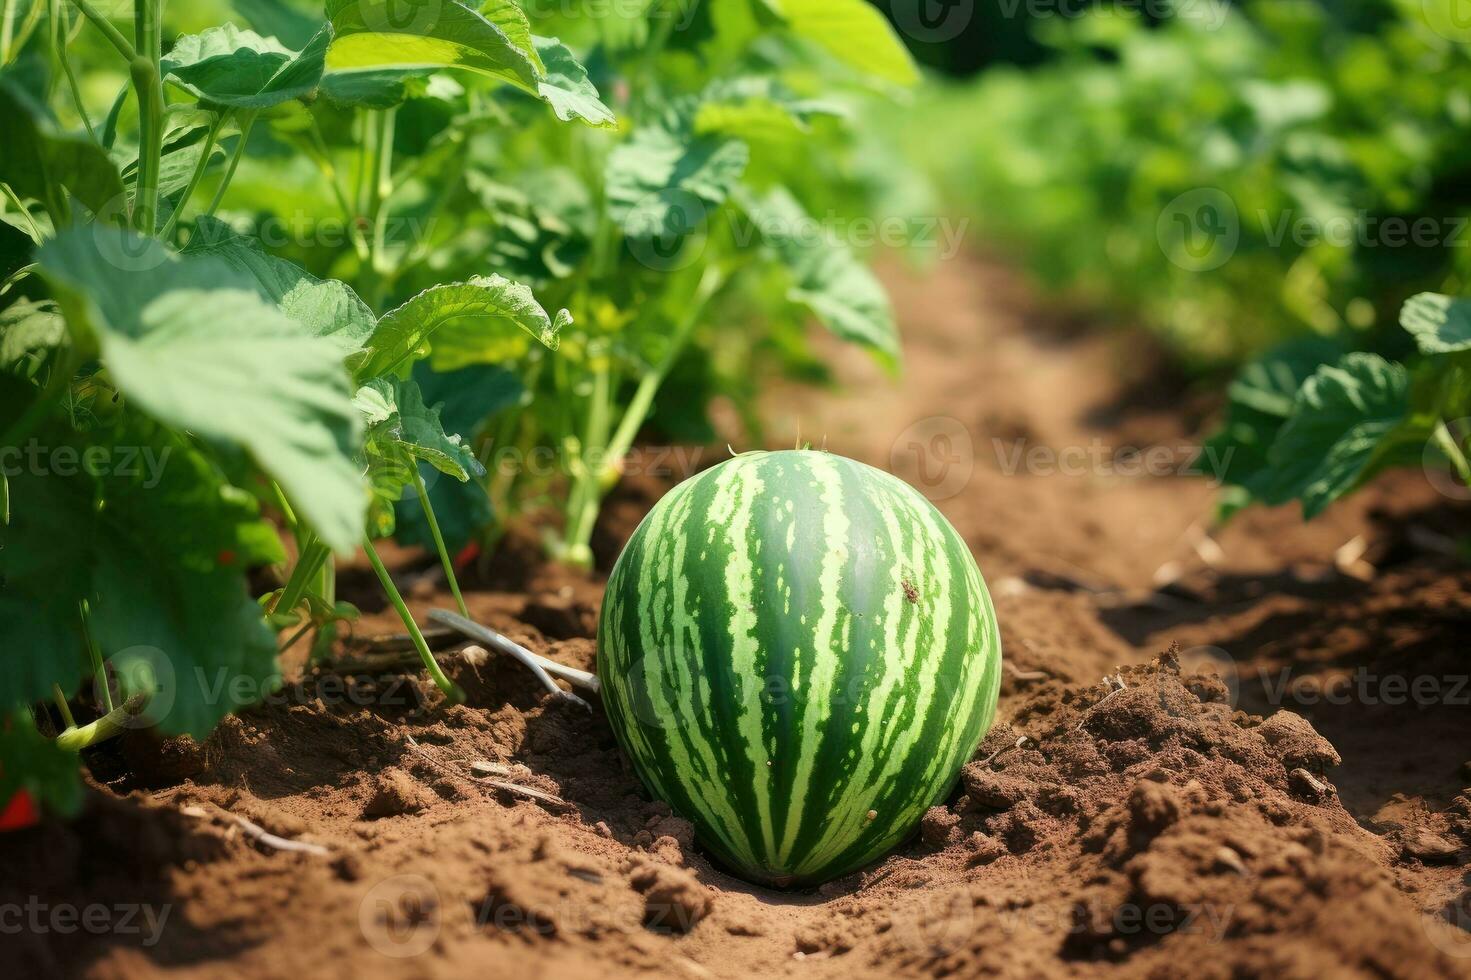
{"left": 51, "top": 684, "right": 76, "bottom": 730}
{"left": 363, "top": 537, "right": 465, "bottom": 704}
{"left": 158, "top": 111, "right": 227, "bottom": 241}
{"left": 2, "top": 0, "right": 15, "bottom": 63}
{"left": 0, "top": 183, "right": 44, "bottom": 242}
{"left": 55, "top": 693, "right": 149, "bottom": 752}
{"left": 49, "top": 0, "right": 95, "bottom": 140}
{"left": 412, "top": 467, "right": 470, "bottom": 618}
{"left": 200, "top": 109, "right": 258, "bottom": 222}
{"left": 66, "top": 0, "right": 136, "bottom": 62}
{"left": 278, "top": 620, "right": 313, "bottom": 655}
{"left": 79, "top": 598, "right": 113, "bottom": 712}
{"left": 559, "top": 268, "right": 723, "bottom": 564}
{"left": 361, "top": 107, "right": 397, "bottom": 307}
{"left": 602, "top": 266, "right": 724, "bottom": 479}
{"left": 128, "top": 0, "right": 163, "bottom": 233}
{"left": 276, "top": 536, "right": 330, "bottom": 616}
{"left": 1434, "top": 419, "right": 1471, "bottom": 485}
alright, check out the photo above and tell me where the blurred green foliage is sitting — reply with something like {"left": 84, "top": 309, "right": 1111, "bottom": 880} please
{"left": 900, "top": 0, "right": 1471, "bottom": 366}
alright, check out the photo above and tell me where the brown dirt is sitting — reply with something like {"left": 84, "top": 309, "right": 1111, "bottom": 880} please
{"left": 5, "top": 256, "right": 1471, "bottom": 978}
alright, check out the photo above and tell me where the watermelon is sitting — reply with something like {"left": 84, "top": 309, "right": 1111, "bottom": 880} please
{"left": 598, "top": 449, "right": 1002, "bottom": 886}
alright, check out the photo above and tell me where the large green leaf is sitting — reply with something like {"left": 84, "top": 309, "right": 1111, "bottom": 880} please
{"left": 350, "top": 275, "right": 567, "bottom": 380}
{"left": 0, "top": 77, "right": 125, "bottom": 216}
{"left": 325, "top": 0, "right": 540, "bottom": 90}
{"left": 1262, "top": 353, "right": 1415, "bottom": 517}
{"left": 606, "top": 105, "right": 749, "bottom": 240}
{"left": 770, "top": 0, "right": 919, "bottom": 86}
{"left": 185, "top": 216, "right": 376, "bottom": 358}
{"left": 532, "top": 36, "right": 615, "bottom": 129}
{"left": 0, "top": 421, "right": 283, "bottom": 737}
{"left": 35, "top": 227, "right": 367, "bottom": 552}
{"left": 162, "top": 24, "right": 332, "bottom": 109}
{"left": 1401, "top": 292, "right": 1471, "bottom": 355}
{"left": 739, "top": 187, "right": 900, "bottom": 368}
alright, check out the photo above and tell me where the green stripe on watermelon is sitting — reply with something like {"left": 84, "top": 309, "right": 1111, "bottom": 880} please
{"left": 598, "top": 449, "right": 1002, "bottom": 886}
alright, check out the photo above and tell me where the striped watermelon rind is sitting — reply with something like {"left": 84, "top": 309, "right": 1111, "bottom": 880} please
{"left": 598, "top": 449, "right": 1002, "bottom": 886}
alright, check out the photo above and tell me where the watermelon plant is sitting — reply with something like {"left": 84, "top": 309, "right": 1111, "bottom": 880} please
{"left": 380, "top": 0, "right": 925, "bottom": 567}
{"left": 1206, "top": 293, "right": 1471, "bottom": 519}
{"left": 597, "top": 450, "right": 1002, "bottom": 885}
{"left": 0, "top": 0, "right": 608, "bottom": 812}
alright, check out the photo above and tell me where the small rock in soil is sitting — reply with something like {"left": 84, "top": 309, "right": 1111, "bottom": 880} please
{"left": 920, "top": 806, "right": 960, "bottom": 848}
{"left": 1400, "top": 828, "right": 1462, "bottom": 863}
{"left": 1257, "top": 711, "right": 1341, "bottom": 771}
{"left": 627, "top": 859, "right": 713, "bottom": 933}
{"left": 1288, "top": 768, "right": 1335, "bottom": 802}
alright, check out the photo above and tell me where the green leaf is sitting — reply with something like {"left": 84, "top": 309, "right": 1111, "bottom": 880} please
{"left": 1401, "top": 293, "right": 1471, "bottom": 355}
{"left": 354, "top": 377, "right": 482, "bottom": 540}
{"left": 0, "top": 709, "right": 82, "bottom": 817}
{"left": 606, "top": 105, "right": 749, "bottom": 240}
{"left": 391, "top": 362, "right": 514, "bottom": 551}
{"left": 479, "top": 0, "right": 543, "bottom": 72}
{"left": 185, "top": 216, "right": 376, "bottom": 358}
{"left": 0, "top": 300, "right": 67, "bottom": 370}
{"left": 1262, "top": 353, "right": 1415, "bottom": 518}
{"left": 770, "top": 0, "right": 920, "bottom": 86}
{"left": 355, "top": 376, "right": 483, "bottom": 482}
{"left": 0, "top": 423, "right": 283, "bottom": 737}
{"left": 325, "top": 0, "right": 540, "bottom": 91}
{"left": 532, "top": 36, "right": 615, "bottom": 129}
{"left": 0, "top": 77, "right": 125, "bottom": 216}
{"left": 739, "top": 187, "right": 900, "bottom": 368}
{"left": 351, "top": 275, "right": 567, "bottom": 380}
{"left": 319, "top": 67, "right": 433, "bottom": 107}
{"left": 694, "top": 77, "right": 843, "bottom": 142}
{"left": 162, "top": 24, "right": 332, "bottom": 109}
{"left": 35, "top": 227, "right": 366, "bottom": 553}
{"left": 1202, "top": 337, "right": 1345, "bottom": 506}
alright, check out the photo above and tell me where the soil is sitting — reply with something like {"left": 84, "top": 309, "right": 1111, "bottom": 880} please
{"left": 5, "top": 255, "right": 1471, "bottom": 978}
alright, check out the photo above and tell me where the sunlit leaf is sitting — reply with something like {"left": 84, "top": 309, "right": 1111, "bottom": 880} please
{"left": 351, "top": 275, "right": 567, "bottom": 380}
{"left": 1401, "top": 293, "right": 1471, "bottom": 355}
{"left": 162, "top": 23, "right": 332, "bottom": 109}
{"left": 36, "top": 227, "right": 366, "bottom": 552}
